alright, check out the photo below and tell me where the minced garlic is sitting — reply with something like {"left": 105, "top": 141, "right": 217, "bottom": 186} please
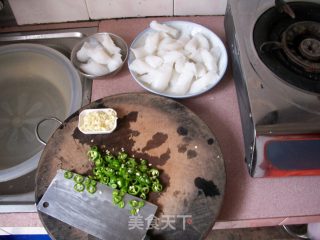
{"left": 79, "top": 109, "right": 117, "bottom": 133}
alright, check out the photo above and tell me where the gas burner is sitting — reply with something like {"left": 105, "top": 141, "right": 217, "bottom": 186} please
{"left": 261, "top": 21, "right": 320, "bottom": 73}
{"left": 283, "top": 21, "right": 320, "bottom": 72}
{"left": 253, "top": 2, "right": 320, "bottom": 94}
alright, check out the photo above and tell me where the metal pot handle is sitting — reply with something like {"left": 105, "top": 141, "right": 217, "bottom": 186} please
{"left": 35, "top": 117, "right": 62, "bottom": 145}
{"left": 282, "top": 225, "right": 310, "bottom": 239}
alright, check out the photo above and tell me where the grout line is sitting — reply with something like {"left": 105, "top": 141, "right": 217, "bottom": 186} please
{"left": 173, "top": 0, "right": 175, "bottom": 16}
{"left": 0, "top": 228, "right": 11, "bottom": 235}
{"left": 0, "top": 227, "right": 47, "bottom": 235}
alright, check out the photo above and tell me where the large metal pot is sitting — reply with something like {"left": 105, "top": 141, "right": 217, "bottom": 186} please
{"left": 0, "top": 43, "right": 82, "bottom": 182}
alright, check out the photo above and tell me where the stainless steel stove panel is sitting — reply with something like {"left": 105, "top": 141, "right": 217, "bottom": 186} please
{"left": 230, "top": 0, "right": 320, "bottom": 121}
{"left": 225, "top": 0, "right": 320, "bottom": 177}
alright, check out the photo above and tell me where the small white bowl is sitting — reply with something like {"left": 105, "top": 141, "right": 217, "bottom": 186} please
{"left": 71, "top": 32, "right": 128, "bottom": 79}
{"left": 128, "top": 21, "right": 228, "bottom": 98}
{"left": 78, "top": 108, "right": 117, "bottom": 134}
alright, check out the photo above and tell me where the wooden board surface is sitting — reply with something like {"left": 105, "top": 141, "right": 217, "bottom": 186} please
{"left": 35, "top": 93, "right": 226, "bottom": 240}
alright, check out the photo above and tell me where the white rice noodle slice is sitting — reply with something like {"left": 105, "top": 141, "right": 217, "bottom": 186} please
{"left": 155, "top": 50, "right": 167, "bottom": 57}
{"left": 164, "top": 42, "right": 183, "bottom": 52}
{"left": 162, "top": 51, "right": 185, "bottom": 64}
{"left": 168, "top": 62, "right": 196, "bottom": 95}
{"left": 150, "top": 62, "right": 173, "bottom": 92}
{"left": 139, "top": 73, "right": 153, "bottom": 85}
{"left": 168, "top": 70, "right": 181, "bottom": 88}
{"left": 144, "top": 32, "right": 160, "bottom": 54}
{"left": 158, "top": 36, "right": 175, "bottom": 52}
{"left": 87, "top": 37, "right": 100, "bottom": 48}
{"left": 99, "top": 33, "right": 121, "bottom": 55}
{"left": 80, "top": 59, "right": 110, "bottom": 76}
{"left": 131, "top": 47, "right": 148, "bottom": 59}
{"left": 195, "top": 62, "right": 207, "bottom": 78}
{"left": 189, "top": 71, "right": 219, "bottom": 94}
{"left": 200, "top": 49, "right": 218, "bottom": 73}
{"left": 174, "top": 58, "right": 187, "bottom": 74}
{"left": 88, "top": 45, "right": 112, "bottom": 65}
{"left": 211, "top": 45, "right": 221, "bottom": 59}
{"left": 129, "top": 59, "right": 154, "bottom": 75}
{"left": 150, "top": 20, "right": 179, "bottom": 38}
{"left": 193, "top": 33, "right": 210, "bottom": 50}
{"left": 184, "top": 36, "right": 198, "bottom": 55}
{"left": 77, "top": 42, "right": 94, "bottom": 62}
{"left": 145, "top": 55, "right": 163, "bottom": 68}
{"left": 107, "top": 53, "right": 122, "bottom": 72}
{"left": 177, "top": 35, "right": 191, "bottom": 45}
{"left": 211, "top": 45, "right": 222, "bottom": 75}
{"left": 188, "top": 50, "right": 202, "bottom": 63}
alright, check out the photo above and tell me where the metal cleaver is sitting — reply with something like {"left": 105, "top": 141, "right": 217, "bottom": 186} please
{"left": 37, "top": 169, "right": 158, "bottom": 240}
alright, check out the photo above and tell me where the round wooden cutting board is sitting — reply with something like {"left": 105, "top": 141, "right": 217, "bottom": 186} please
{"left": 35, "top": 93, "right": 226, "bottom": 240}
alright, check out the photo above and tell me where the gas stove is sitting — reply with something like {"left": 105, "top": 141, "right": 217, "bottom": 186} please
{"left": 225, "top": 0, "right": 320, "bottom": 177}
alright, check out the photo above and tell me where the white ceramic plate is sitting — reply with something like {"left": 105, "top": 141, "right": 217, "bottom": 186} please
{"left": 128, "top": 21, "right": 228, "bottom": 98}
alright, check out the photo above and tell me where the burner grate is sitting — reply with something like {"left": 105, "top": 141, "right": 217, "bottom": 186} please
{"left": 283, "top": 21, "right": 320, "bottom": 73}
{"left": 253, "top": 2, "right": 320, "bottom": 94}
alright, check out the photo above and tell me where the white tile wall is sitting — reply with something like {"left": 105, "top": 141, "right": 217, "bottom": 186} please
{"left": 85, "top": 0, "right": 173, "bottom": 19}
{"left": 174, "top": 0, "right": 227, "bottom": 16}
{"left": 8, "top": 0, "right": 89, "bottom": 25}
{"left": 8, "top": 0, "right": 227, "bottom": 25}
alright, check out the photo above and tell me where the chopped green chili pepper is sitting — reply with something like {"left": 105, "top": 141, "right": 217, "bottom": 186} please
{"left": 104, "top": 155, "right": 114, "bottom": 162}
{"left": 149, "top": 168, "right": 159, "bottom": 177}
{"left": 128, "top": 185, "right": 140, "bottom": 195}
{"left": 139, "top": 192, "right": 147, "bottom": 200}
{"left": 119, "top": 189, "right": 126, "bottom": 197}
{"left": 138, "top": 201, "right": 145, "bottom": 209}
{"left": 74, "top": 174, "right": 84, "bottom": 183}
{"left": 127, "top": 167, "right": 135, "bottom": 175}
{"left": 130, "top": 208, "right": 139, "bottom": 215}
{"left": 129, "top": 200, "right": 139, "bottom": 208}
{"left": 117, "top": 200, "right": 125, "bottom": 208}
{"left": 116, "top": 177, "right": 125, "bottom": 188}
{"left": 87, "top": 185, "right": 97, "bottom": 194}
{"left": 111, "top": 161, "right": 121, "bottom": 170}
{"left": 139, "top": 164, "right": 148, "bottom": 173}
{"left": 82, "top": 147, "right": 165, "bottom": 212}
{"left": 127, "top": 158, "right": 137, "bottom": 167}
{"left": 90, "top": 179, "right": 97, "bottom": 186}
{"left": 140, "top": 159, "right": 148, "bottom": 165}
{"left": 74, "top": 183, "right": 85, "bottom": 192}
{"left": 100, "top": 176, "right": 109, "bottom": 185}
{"left": 141, "top": 185, "right": 150, "bottom": 194}
{"left": 64, "top": 171, "right": 73, "bottom": 179}
{"left": 87, "top": 148, "right": 99, "bottom": 161}
{"left": 152, "top": 182, "right": 163, "bottom": 192}
{"left": 113, "top": 195, "right": 123, "bottom": 204}
{"left": 94, "top": 157, "right": 104, "bottom": 167}
{"left": 118, "top": 152, "right": 128, "bottom": 161}
{"left": 110, "top": 183, "right": 118, "bottom": 189}
{"left": 103, "top": 167, "right": 115, "bottom": 177}
{"left": 83, "top": 178, "right": 91, "bottom": 186}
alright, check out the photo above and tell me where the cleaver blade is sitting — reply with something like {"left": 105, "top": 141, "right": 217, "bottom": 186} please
{"left": 37, "top": 169, "right": 158, "bottom": 240}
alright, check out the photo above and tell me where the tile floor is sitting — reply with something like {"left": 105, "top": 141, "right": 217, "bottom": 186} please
{"left": 207, "top": 226, "right": 298, "bottom": 240}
